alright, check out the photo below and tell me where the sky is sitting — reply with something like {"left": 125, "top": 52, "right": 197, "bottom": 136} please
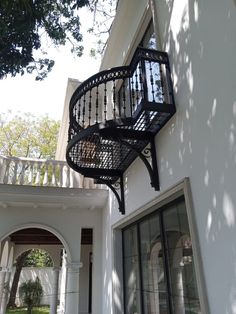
{"left": 0, "top": 7, "right": 101, "bottom": 120}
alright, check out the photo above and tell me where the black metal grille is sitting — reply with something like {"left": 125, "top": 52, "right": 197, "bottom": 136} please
{"left": 66, "top": 47, "right": 176, "bottom": 211}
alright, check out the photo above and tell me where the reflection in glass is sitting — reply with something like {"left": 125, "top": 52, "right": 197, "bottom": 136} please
{"left": 163, "top": 205, "right": 201, "bottom": 314}
{"left": 123, "top": 226, "right": 141, "bottom": 314}
{"left": 139, "top": 214, "right": 168, "bottom": 313}
{"left": 123, "top": 199, "right": 201, "bottom": 314}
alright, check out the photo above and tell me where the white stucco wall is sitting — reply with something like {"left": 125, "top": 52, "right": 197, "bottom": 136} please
{"left": 0, "top": 186, "right": 105, "bottom": 314}
{"left": 101, "top": 0, "right": 236, "bottom": 313}
{"left": 56, "top": 78, "right": 81, "bottom": 161}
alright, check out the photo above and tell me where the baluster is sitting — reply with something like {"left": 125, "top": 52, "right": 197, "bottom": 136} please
{"left": 135, "top": 68, "right": 140, "bottom": 108}
{"left": 104, "top": 82, "right": 107, "bottom": 122}
{"left": 82, "top": 94, "right": 86, "bottom": 128}
{"left": 11, "top": 159, "right": 19, "bottom": 184}
{"left": 0, "top": 157, "right": 5, "bottom": 182}
{"left": 19, "top": 160, "right": 26, "bottom": 185}
{"left": 88, "top": 89, "right": 92, "bottom": 126}
{"left": 28, "top": 161, "right": 34, "bottom": 185}
{"left": 159, "top": 62, "right": 165, "bottom": 103}
{"left": 43, "top": 162, "right": 49, "bottom": 186}
{"left": 95, "top": 86, "right": 99, "bottom": 124}
{"left": 139, "top": 62, "right": 144, "bottom": 99}
{"left": 65, "top": 165, "right": 71, "bottom": 188}
{"left": 73, "top": 104, "right": 77, "bottom": 128}
{"left": 149, "top": 60, "right": 155, "bottom": 102}
{"left": 78, "top": 99, "right": 81, "bottom": 125}
{"left": 51, "top": 162, "right": 57, "bottom": 186}
{"left": 3, "top": 159, "right": 11, "bottom": 184}
{"left": 122, "top": 80, "right": 126, "bottom": 117}
{"left": 35, "top": 162, "right": 42, "bottom": 186}
{"left": 113, "top": 80, "right": 116, "bottom": 119}
{"left": 128, "top": 77, "right": 133, "bottom": 117}
{"left": 130, "top": 76, "right": 135, "bottom": 115}
{"left": 62, "top": 164, "right": 66, "bottom": 187}
{"left": 58, "top": 163, "right": 63, "bottom": 187}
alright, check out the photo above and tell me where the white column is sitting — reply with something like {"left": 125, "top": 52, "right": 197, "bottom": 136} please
{"left": 65, "top": 262, "right": 82, "bottom": 314}
{"left": 50, "top": 267, "right": 60, "bottom": 314}
{"left": 59, "top": 250, "right": 67, "bottom": 314}
{"left": 0, "top": 268, "right": 11, "bottom": 314}
{"left": 0, "top": 268, "right": 7, "bottom": 310}
{"left": 172, "top": 266, "right": 185, "bottom": 314}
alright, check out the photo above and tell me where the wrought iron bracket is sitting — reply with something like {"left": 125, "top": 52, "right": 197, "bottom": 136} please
{"left": 118, "top": 137, "right": 160, "bottom": 191}
{"left": 96, "top": 175, "right": 125, "bottom": 215}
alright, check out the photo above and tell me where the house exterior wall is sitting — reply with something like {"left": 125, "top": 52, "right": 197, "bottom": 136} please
{"left": 1, "top": 0, "right": 235, "bottom": 313}
{"left": 56, "top": 78, "right": 81, "bottom": 161}
{"left": 100, "top": 0, "right": 236, "bottom": 313}
{"left": 0, "top": 185, "right": 105, "bottom": 314}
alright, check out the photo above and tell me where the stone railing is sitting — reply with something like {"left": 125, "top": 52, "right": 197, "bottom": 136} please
{"left": 0, "top": 155, "right": 96, "bottom": 189}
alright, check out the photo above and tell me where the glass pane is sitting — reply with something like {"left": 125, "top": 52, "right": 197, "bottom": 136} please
{"left": 124, "top": 256, "right": 141, "bottom": 314}
{"left": 139, "top": 214, "right": 168, "bottom": 314}
{"left": 163, "top": 200, "right": 201, "bottom": 314}
{"left": 123, "top": 226, "right": 141, "bottom": 314}
{"left": 142, "top": 22, "right": 157, "bottom": 49}
{"left": 163, "top": 205, "right": 183, "bottom": 249}
{"left": 123, "top": 226, "right": 139, "bottom": 258}
{"left": 118, "top": 64, "right": 143, "bottom": 117}
{"left": 140, "top": 220, "right": 150, "bottom": 255}
{"left": 145, "top": 61, "right": 164, "bottom": 103}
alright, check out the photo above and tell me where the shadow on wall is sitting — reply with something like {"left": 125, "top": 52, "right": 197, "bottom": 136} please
{"left": 155, "top": 0, "right": 236, "bottom": 312}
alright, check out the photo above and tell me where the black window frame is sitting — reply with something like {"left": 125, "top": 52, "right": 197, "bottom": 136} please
{"left": 122, "top": 195, "right": 201, "bottom": 314}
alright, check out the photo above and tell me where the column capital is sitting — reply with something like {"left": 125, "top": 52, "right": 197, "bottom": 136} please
{"left": 0, "top": 267, "right": 8, "bottom": 272}
{"left": 66, "top": 262, "right": 83, "bottom": 271}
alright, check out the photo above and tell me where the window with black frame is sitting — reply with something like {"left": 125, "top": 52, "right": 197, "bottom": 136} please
{"left": 118, "top": 21, "right": 164, "bottom": 119}
{"left": 140, "top": 21, "right": 157, "bottom": 49}
{"left": 122, "top": 197, "right": 201, "bottom": 314}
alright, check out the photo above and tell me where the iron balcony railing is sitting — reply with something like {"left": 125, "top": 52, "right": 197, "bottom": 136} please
{"left": 67, "top": 47, "right": 176, "bottom": 213}
{"left": 68, "top": 47, "right": 175, "bottom": 135}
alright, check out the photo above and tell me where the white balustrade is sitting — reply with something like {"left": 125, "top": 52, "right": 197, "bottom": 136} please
{"left": 0, "top": 155, "right": 98, "bottom": 189}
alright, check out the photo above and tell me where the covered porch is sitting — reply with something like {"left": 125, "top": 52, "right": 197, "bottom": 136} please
{"left": 0, "top": 155, "right": 108, "bottom": 314}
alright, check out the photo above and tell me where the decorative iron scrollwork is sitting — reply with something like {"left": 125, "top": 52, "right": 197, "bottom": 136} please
{"left": 143, "top": 147, "right": 151, "bottom": 158}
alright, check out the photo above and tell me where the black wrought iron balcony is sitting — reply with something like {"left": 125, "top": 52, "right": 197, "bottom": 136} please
{"left": 66, "top": 47, "right": 175, "bottom": 213}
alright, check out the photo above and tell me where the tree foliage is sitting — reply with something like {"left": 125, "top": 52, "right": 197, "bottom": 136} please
{"left": 23, "top": 249, "right": 53, "bottom": 268}
{"left": 0, "top": 111, "right": 60, "bottom": 158}
{"left": 89, "top": 0, "right": 116, "bottom": 56}
{"left": 0, "top": 0, "right": 89, "bottom": 80}
{"left": 19, "top": 277, "right": 43, "bottom": 314}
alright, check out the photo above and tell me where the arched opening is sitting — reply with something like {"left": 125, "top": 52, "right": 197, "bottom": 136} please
{"left": 0, "top": 226, "right": 94, "bottom": 314}
{"left": 0, "top": 228, "right": 66, "bottom": 314}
